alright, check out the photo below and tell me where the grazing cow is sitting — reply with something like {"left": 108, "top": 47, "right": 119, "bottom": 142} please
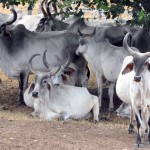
{"left": 120, "top": 33, "right": 150, "bottom": 147}
{"left": 26, "top": 54, "right": 99, "bottom": 122}
{"left": 0, "top": 9, "right": 87, "bottom": 104}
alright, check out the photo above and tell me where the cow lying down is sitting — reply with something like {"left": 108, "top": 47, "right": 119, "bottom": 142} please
{"left": 116, "top": 102, "right": 131, "bottom": 118}
{"left": 24, "top": 54, "right": 99, "bottom": 122}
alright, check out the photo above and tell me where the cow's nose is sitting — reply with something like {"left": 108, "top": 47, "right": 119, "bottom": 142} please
{"left": 76, "top": 51, "right": 80, "bottom": 55}
{"left": 134, "top": 76, "right": 141, "bottom": 82}
{"left": 32, "top": 92, "right": 39, "bottom": 98}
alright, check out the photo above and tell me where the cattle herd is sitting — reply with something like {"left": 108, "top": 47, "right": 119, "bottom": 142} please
{"left": 0, "top": 0, "right": 150, "bottom": 148}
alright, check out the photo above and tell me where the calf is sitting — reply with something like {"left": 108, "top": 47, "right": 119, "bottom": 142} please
{"left": 25, "top": 54, "right": 99, "bottom": 122}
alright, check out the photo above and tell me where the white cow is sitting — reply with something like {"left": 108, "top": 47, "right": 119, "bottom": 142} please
{"left": 117, "top": 33, "right": 150, "bottom": 147}
{"left": 24, "top": 54, "right": 99, "bottom": 122}
{"left": 116, "top": 55, "right": 135, "bottom": 134}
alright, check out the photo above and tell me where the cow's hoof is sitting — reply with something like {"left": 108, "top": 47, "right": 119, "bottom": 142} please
{"left": 93, "top": 120, "right": 99, "bottom": 124}
{"left": 17, "top": 100, "right": 25, "bottom": 106}
{"left": 135, "top": 142, "right": 142, "bottom": 148}
{"left": 108, "top": 107, "right": 114, "bottom": 112}
{"left": 128, "top": 129, "right": 134, "bottom": 134}
{"left": 128, "top": 124, "right": 134, "bottom": 134}
{"left": 135, "top": 143, "right": 142, "bottom": 148}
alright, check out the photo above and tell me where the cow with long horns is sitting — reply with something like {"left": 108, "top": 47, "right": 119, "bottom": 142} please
{"left": 0, "top": 9, "right": 87, "bottom": 105}
{"left": 26, "top": 54, "right": 99, "bottom": 122}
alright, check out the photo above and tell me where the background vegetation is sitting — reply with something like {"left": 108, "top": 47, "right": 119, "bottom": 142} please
{"left": 0, "top": 0, "right": 150, "bottom": 27}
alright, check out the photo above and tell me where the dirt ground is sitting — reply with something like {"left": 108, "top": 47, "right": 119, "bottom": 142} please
{"left": 0, "top": 71, "right": 150, "bottom": 150}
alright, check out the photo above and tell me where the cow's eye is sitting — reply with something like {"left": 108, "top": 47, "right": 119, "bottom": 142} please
{"left": 43, "top": 80, "right": 47, "bottom": 84}
{"left": 144, "top": 62, "right": 148, "bottom": 66}
{"left": 80, "top": 39, "right": 86, "bottom": 46}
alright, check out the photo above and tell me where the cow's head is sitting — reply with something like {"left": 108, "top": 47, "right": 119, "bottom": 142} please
{"left": 76, "top": 28, "right": 96, "bottom": 56}
{"left": 122, "top": 32, "right": 150, "bottom": 82}
{"left": 35, "top": 0, "right": 55, "bottom": 32}
{"left": 28, "top": 53, "right": 61, "bottom": 98}
{"left": 43, "top": 50, "right": 77, "bottom": 86}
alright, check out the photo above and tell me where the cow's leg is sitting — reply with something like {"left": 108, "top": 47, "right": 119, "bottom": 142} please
{"left": 147, "top": 107, "right": 150, "bottom": 144}
{"left": 92, "top": 96, "right": 99, "bottom": 123}
{"left": 18, "top": 71, "right": 30, "bottom": 105}
{"left": 108, "top": 82, "right": 115, "bottom": 112}
{"left": 60, "top": 112, "right": 70, "bottom": 122}
{"left": 135, "top": 110, "right": 142, "bottom": 147}
{"left": 128, "top": 105, "right": 134, "bottom": 134}
{"left": 96, "top": 74, "right": 103, "bottom": 109}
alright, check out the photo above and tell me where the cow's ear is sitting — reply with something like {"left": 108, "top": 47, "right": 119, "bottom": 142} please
{"left": 47, "top": 83, "right": 51, "bottom": 91}
{"left": 0, "top": 78, "right": 3, "bottom": 88}
{"left": 28, "top": 83, "right": 35, "bottom": 94}
{"left": 122, "top": 63, "right": 133, "bottom": 75}
{"left": 147, "top": 63, "right": 150, "bottom": 71}
{"left": 64, "top": 67, "right": 75, "bottom": 76}
{"left": 62, "top": 67, "right": 76, "bottom": 82}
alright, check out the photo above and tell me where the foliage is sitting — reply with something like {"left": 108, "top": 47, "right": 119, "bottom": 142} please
{"left": 0, "top": 0, "right": 38, "bottom": 8}
{"left": 1, "top": 0, "right": 150, "bottom": 27}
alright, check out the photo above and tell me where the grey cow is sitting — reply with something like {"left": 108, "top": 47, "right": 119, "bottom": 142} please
{"left": 0, "top": 9, "right": 87, "bottom": 104}
{"left": 76, "top": 28, "right": 131, "bottom": 113}
{"left": 26, "top": 54, "right": 99, "bottom": 122}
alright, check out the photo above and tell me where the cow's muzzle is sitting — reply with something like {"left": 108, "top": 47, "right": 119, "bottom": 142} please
{"left": 134, "top": 76, "right": 141, "bottom": 82}
{"left": 32, "top": 92, "right": 39, "bottom": 98}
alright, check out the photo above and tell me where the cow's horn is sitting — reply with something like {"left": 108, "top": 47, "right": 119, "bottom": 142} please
{"left": 63, "top": 53, "right": 71, "bottom": 69}
{"left": 123, "top": 32, "right": 136, "bottom": 55}
{"left": 78, "top": 28, "right": 83, "bottom": 36}
{"left": 46, "top": 0, "right": 53, "bottom": 20}
{"left": 41, "top": 0, "right": 48, "bottom": 17}
{"left": 43, "top": 49, "right": 50, "bottom": 68}
{"left": 0, "top": 9, "right": 17, "bottom": 28}
{"left": 29, "top": 54, "right": 40, "bottom": 73}
{"left": 50, "top": 55, "right": 61, "bottom": 76}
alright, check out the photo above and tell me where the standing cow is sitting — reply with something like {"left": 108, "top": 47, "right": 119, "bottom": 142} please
{"left": 117, "top": 33, "right": 150, "bottom": 147}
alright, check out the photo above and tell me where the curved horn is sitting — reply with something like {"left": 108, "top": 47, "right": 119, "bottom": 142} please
{"left": 41, "top": 0, "right": 48, "bottom": 17}
{"left": 29, "top": 54, "right": 40, "bottom": 73}
{"left": 78, "top": 28, "right": 83, "bottom": 36}
{"left": 46, "top": 0, "right": 53, "bottom": 20}
{"left": 123, "top": 32, "right": 136, "bottom": 55}
{"left": 50, "top": 55, "right": 61, "bottom": 76}
{"left": 43, "top": 49, "right": 50, "bottom": 68}
{"left": 52, "top": 1, "right": 58, "bottom": 14}
{"left": 0, "top": 9, "right": 17, "bottom": 28}
{"left": 63, "top": 53, "right": 71, "bottom": 69}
